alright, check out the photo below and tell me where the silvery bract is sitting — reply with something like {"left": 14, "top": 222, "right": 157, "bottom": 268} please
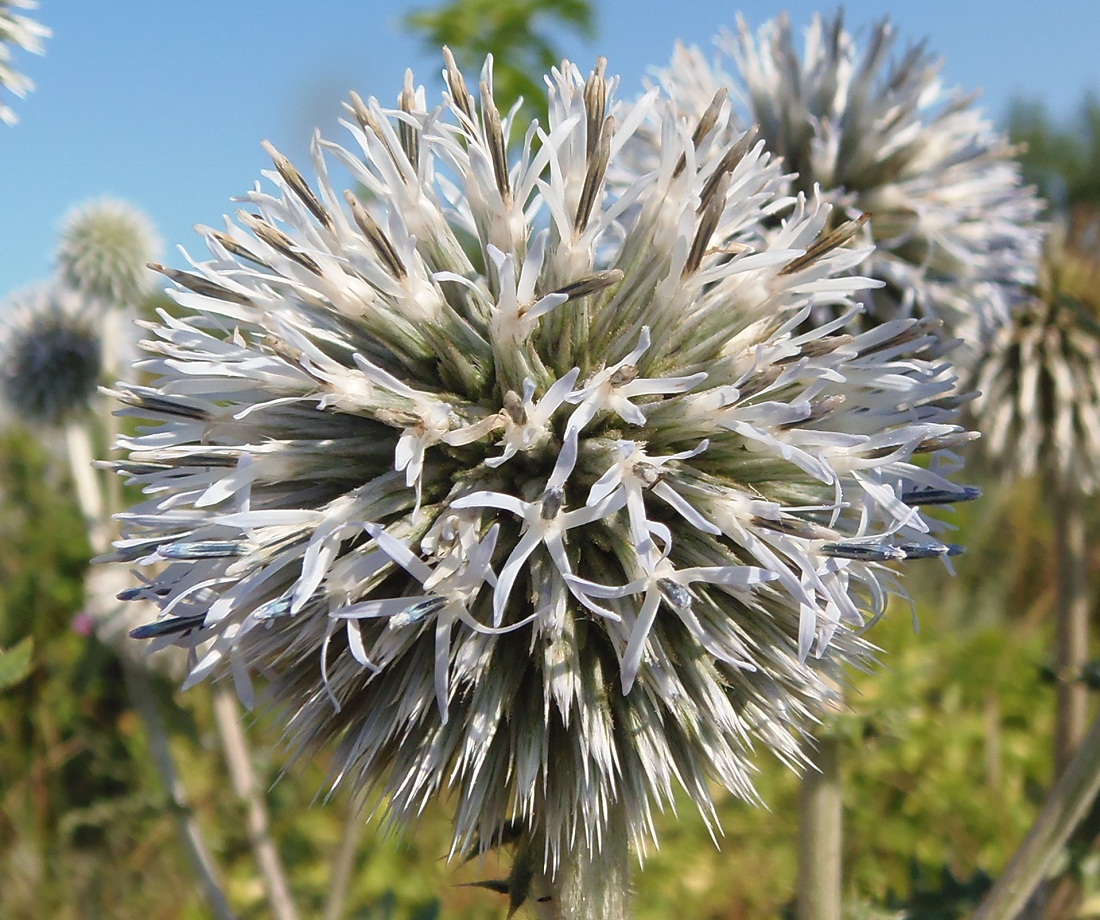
{"left": 649, "top": 10, "right": 1042, "bottom": 354}
{"left": 57, "top": 199, "right": 161, "bottom": 308}
{"left": 0, "top": 285, "right": 101, "bottom": 424}
{"left": 114, "top": 54, "right": 974, "bottom": 865}
{"left": 0, "top": 0, "right": 48, "bottom": 125}
{"left": 974, "top": 226, "right": 1100, "bottom": 492}
{"left": 85, "top": 566, "right": 188, "bottom": 680}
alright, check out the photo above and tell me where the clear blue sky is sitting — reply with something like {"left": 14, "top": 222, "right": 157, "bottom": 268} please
{"left": 0, "top": 1, "right": 1094, "bottom": 298}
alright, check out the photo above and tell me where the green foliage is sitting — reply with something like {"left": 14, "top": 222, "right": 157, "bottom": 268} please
{"left": 0, "top": 427, "right": 183, "bottom": 919}
{"left": 1009, "top": 93, "right": 1100, "bottom": 209}
{"left": 839, "top": 607, "right": 1053, "bottom": 905}
{"left": 403, "top": 0, "right": 595, "bottom": 124}
{"left": 885, "top": 865, "right": 992, "bottom": 919}
{"left": 629, "top": 601, "right": 1056, "bottom": 919}
{"left": 0, "top": 635, "right": 33, "bottom": 689}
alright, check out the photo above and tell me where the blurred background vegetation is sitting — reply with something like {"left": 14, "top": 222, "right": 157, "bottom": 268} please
{"left": 2, "top": 1, "right": 1100, "bottom": 918}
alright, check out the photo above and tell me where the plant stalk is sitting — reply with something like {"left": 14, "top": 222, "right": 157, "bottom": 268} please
{"left": 211, "top": 685, "right": 300, "bottom": 920}
{"left": 1053, "top": 478, "right": 1090, "bottom": 776}
{"left": 322, "top": 799, "right": 365, "bottom": 920}
{"left": 100, "top": 305, "right": 125, "bottom": 531}
{"left": 972, "top": 707, "right": 1100, "bottom": 920}
{"left": 532, "top": 822, "right": 632, "bottom": 920}
{"left": 63, "top": 421, "right": 109, "bottom": 555}
{"left": 797, "top": 735, "right": 843, "bottom": 920}
{"left": 121, "top": 658, "right": 236, "bottom": 920}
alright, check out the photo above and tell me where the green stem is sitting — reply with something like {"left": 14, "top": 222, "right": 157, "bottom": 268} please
{"left": 322, "top": 798, "right": 365, "bottom": 920}
{"left": 121, "top": 659, "right": 236, "bottom": 920}
{"left": 532, "top": 823, "right": 632, "bottom": 920}
{"left": 972, "top": 708, "right": 1100, "bottom": 920}
{"left": 797, "top": 735, "right": 843, "bottom": 920}
{"left": 211, "top": 686, "right": 300, "bottom": 920}
{"left": 1053, "top": 478, "right": 1090, "bottom": 776}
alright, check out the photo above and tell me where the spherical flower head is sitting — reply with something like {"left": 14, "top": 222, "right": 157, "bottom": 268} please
{"left": 0, "top": 284, "right": 101, "bottom": 424}
{"left": 113, "top": 53, "right": 975, "bottom": 866}
{"left": 0, "top": 0, "right": 49, "bottom": 125}
{"left": 57, "top": 199, "right": 162, "bottom": 308}
{"left": 647, "top": 10, "right": 1043, "bottom": 357}
{"left": 973, "top": 223, "right": 1100, "bottom": 492}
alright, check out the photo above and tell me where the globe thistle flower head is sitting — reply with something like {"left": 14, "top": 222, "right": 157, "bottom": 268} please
{"left": 57, "top": 199, "right": 162, "bottom": 308}
{"left": 113, "top": 53, "right": 975, "bottom": 866}
{"left": 650, "top": 10, "right": 1043, "bottom": 353}
{"left": 0, "top": 284, "right": 102, "bottom": 424}
{"left": 0, "top": 0, "right": 48, "bottom": 125}
{"left": 973, "top": 221, "right": 1100, "bottom": 492}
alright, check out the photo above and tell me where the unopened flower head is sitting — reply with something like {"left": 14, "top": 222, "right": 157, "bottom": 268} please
{"left": 973, "top": 223, "right": 1100, "bottom": 492}
{"left": 0, "top": 284, "right": 101, "bottom": 424}
{"left": 648, "top": 10, "right": 1042, "bottom": 354}
{"left": 0, "top": 0, "right": 49, "bottom": 125}
{"left": 58, "top": 199, "right": 161, "bottom": 307}
{"left": 115, "top": 54, "right": 974, "bottom": 865}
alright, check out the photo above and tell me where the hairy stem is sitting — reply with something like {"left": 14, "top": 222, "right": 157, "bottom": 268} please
{"left": 211, "top": 686, "right": 300, "bottom": 920}
{"left": 532, "top": 822, "right": 632, "bottom": 920}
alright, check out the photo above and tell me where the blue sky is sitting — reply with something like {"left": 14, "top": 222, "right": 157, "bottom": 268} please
{"left": 0, "top": 1, "right": 1094, "bottom": 298}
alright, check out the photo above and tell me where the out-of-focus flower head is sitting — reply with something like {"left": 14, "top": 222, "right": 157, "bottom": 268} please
{"left": 647, "top": 10, "right": 1043, "bottom": 357}
{"left": 0, "top": 0, "right": 49, "bottom": 125}
{"left": 973, "top": 213, "right": 1100, "bottom": 492}
{"left": 57, "top": 199, "right": 161, "bottom": 308}
{"left": 113, "top": 53, "right": 975, "bottom": 866}
{"left": 0, "top": 284, "right": 101, "bottom": 424}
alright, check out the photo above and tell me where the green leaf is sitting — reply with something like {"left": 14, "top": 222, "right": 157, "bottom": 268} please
{"left": 0, "top": 636, "right": 34, "bottom": 690}
{"left": 403, "top": 0, "right": 596, "bottom": 128}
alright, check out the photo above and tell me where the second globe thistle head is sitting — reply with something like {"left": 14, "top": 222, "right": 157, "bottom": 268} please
{"left": 0, "top": 284, "right": 102, "bottom": 425}
{"left": 974, "top": 217, "right": 1100, "bottom": 492}
{"left": 57, "top": 198, "right": 161, "bottom": 308}
{"left": 113, "top": 53, "right": 975, "bottom": 865}
{"left": 650, "top": 9, "right": 1043, "bottom": 353}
